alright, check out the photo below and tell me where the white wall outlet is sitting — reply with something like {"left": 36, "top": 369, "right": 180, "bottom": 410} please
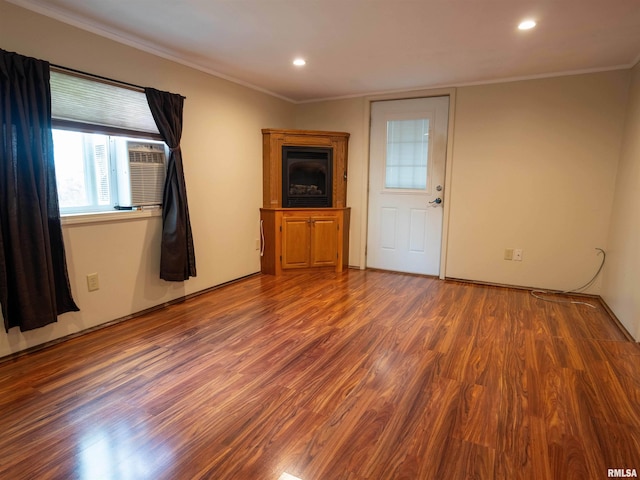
{"left": 87, "top": 273, "right": 100, "bottom": 292}
{"left": 513, "top": 249, "right": 523, "bottom": 261}
{"left": 504, "top": 248, "right": 514, "bottom": 260}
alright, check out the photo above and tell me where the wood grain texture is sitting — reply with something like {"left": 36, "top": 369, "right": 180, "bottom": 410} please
{"left": 261, "top": 129, "right": 349, "bottom": 209}
{"left": 1, "top": 270, "right": 639, "bottom": 479}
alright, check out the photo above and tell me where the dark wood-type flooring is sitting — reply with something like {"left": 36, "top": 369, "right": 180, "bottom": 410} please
{"left": 1, "top": 270, "right": 639, "bottom": 479}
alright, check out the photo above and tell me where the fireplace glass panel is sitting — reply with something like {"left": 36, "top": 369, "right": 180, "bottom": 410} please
{"left": 282, "top": 147, "right": 332, "bottom": 207}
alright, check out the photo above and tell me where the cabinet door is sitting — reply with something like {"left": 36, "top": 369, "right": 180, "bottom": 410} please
{"left": 282, "top": 216, "right": 311, "bottom": 268}
{"left": 310, "top": 216, "right": 338, "bottom": 266}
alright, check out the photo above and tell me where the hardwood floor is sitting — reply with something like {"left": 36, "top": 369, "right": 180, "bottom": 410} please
{"left": 1, "top": 270, "right": 639, "bottom": 479}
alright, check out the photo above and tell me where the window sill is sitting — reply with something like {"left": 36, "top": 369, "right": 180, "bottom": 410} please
{"left": 61, "top": 207, "right": 162, "bottom": 226}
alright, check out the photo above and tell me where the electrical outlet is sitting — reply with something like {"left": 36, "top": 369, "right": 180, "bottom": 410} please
{"left": 87, "top": 273, "right": 100, "bottom": 292}
{"left": 504, "top": 248, "right": 514, "bottom": 260}
{"left": 513, "top": 249, "right": 523, "bottom": 261}
{"left": 255, "top": 238, "right": 260, "bottom": 250}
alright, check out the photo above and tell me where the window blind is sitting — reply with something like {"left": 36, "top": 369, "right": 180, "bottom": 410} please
{"left": 50, "top": 70, "right": 159, "bottom": 135}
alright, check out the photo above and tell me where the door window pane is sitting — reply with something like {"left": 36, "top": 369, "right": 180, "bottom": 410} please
{"left": 385, "top": 118, "right": 429, "bottom": 190}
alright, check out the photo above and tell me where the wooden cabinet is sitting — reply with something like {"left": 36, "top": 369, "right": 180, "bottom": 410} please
{"left": 260, "top": 129, "right": 350, "bottom": 275}
{"left": 281, "top": 215, "right": 311, "bottom": 268}
{"left": 262, "top": 129, "right": 349, "bottom": 209}
{"left": 309, "top": 216, "right": 340, "bottom": 266}
{"left": 282, "top": 214, "right": 339, "bottom": 268}
{"left": 261, "top": 208, "right": 350, "bottom": 275}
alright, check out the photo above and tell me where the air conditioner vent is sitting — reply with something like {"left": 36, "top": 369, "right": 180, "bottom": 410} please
{"left": 129, "top": 148, "right": 165, "bottom": 164}
{"left": 113, "top": 139, "right": 167, "bottom": 207}
{"left": 129, "top": 162, "right": 165, "bottom": 206}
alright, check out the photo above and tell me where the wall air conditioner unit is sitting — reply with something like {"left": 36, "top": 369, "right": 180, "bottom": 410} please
{"left": 112, "top": 139, "right": 168, "bottom": 208}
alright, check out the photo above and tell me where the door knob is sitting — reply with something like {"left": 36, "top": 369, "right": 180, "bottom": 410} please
{"left": 429, "top": 197, "right": 442, "bottom": 205}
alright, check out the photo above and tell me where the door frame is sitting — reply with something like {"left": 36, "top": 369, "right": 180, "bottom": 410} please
{"left": 360, "top": 88, "right": 457, "bottom": 279}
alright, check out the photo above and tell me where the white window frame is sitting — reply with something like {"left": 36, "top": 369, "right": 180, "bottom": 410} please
{"left": 52, "top": 129, "right": 115, "bottom": 215}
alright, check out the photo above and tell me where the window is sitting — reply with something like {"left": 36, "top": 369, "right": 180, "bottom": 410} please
{"left": 53, "top": 130, "right": 112, "bottom": 213}
{"left": 385, "top": 118, "right": 430, "bottom": 190}
{"left": 50, "top": 70, "right": 166, "bottom": 214}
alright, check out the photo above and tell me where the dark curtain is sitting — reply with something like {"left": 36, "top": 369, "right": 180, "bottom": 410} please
{"left": 0, "top": 50, "right": 79, "bottom": 332}
{"left": 145, "top": 88, "right": 196, "bottom": 281}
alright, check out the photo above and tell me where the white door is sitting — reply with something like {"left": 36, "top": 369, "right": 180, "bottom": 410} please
{"left": 366, "top": 96, "right": 449, "bottom": 275}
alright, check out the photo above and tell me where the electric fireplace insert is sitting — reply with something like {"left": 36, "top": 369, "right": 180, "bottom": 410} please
{"left": 282, "top": 146, "right": 332, "bottom": 207}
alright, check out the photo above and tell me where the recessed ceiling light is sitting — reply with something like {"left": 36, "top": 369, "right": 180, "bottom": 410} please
{"left": 293, "top": 58, "right": 306, "bottom": 66}
{"left": 518, "top": 19, "right": 537, "bottom": 30}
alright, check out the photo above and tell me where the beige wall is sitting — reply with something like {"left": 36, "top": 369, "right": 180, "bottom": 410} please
{"left": 447, "top": 72, "right": 629, "bottom": 291}
{"left": 295, "top": 97, "right": 367, "bottom": 266}
{"left": 0, "top": 1, "right": 295, "bottom": 356}
{"left": 296, "top": 73, "right": 630, "bottom": 296}
{"left": 601, "top": 62, "right": 640, "bottom": 339}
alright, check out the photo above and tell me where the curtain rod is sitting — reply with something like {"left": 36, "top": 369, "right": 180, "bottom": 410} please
{"left": 50, "top": 63, "right": 186, "bottom": 99}
{"left": 50, "top": 63, "right": 146, "bottom": 92}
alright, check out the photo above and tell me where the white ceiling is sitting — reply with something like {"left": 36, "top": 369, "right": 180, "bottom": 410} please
{"left": 10, "top": 0, "right": 640, "bottom": 103}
